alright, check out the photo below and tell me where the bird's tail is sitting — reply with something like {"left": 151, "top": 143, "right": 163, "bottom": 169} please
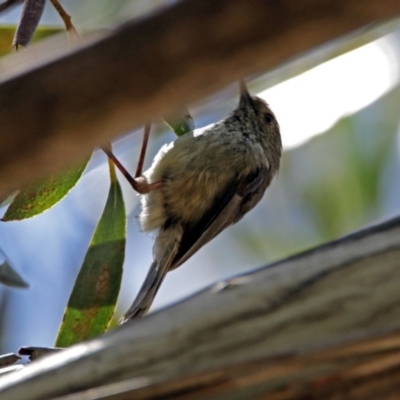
{"left": 119, "top": 259, "right": 168, "bottom": 324}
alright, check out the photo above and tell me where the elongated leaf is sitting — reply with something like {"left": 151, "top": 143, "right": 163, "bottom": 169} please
{"left": 164, "top": 107, "right": 194, "bottom": 136}
{"left": 0, "top": 190, "right": 17, "bottom": 208}
{"left": 2, "top": 158, "right": 89, "bottom": 221}
{"left": 0, "top": 261, "right": 28, "bottom": 288}
{"left": 56, "top": 163, "right": 126, "bottom": 347}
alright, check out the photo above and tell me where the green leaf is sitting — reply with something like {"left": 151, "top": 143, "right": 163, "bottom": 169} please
{"left": 2, "top": 159, "right": 89, "bottom": 221}
{"left": 0, "top": 190, "right": 17, "bottom": 208}
{"left": 0, "top": 261, "right": 29, "bottom": 288}
{"left": 56, "top": 167, "right": 126, "bottom": 347}
{"left": 164, "top": 107, "right": 194, "bottom": 136}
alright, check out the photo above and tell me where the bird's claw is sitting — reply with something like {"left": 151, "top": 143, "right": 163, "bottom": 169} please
{"left": 135, "top": 177, "right": 163, "bottom": 194}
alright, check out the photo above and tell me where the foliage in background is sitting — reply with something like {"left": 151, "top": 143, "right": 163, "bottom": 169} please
{"left": 235, "top": 85, "right": 400, "bottom": 264}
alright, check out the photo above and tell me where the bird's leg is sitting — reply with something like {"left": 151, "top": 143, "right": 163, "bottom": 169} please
{"left": 101, "top": 146, "right": 142, "bottom": 193}
{"left": 135, "top": 123, "right": 151, "bottom": 178}
{"left": 133, "top": 124, "right": 163, "bottom": 193}
{"left": 134, "top": 177, "right": 163, "bottom": 194}
{"left": 102, "top": 127, "right": 162, "bottom": 195}
{"left": 102, "top": 147, "right": 161, "bottom": 194}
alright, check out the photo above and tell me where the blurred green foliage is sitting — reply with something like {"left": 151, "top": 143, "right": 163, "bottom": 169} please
{"left": 299, "top": 87, "right": 399, "bottom": 240}
{"left": 0, "top": 25, "right": 62, "bottom": 56}
{"left": 236, "top": 86, "right": 400, "bottom": 265}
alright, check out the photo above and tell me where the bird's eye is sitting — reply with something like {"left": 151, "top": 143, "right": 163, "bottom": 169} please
{"left": 265, "top": 113, "right": 274, "bottom": 125}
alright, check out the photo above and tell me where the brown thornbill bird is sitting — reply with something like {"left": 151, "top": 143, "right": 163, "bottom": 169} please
{"left": 120, "top": 81, "right": 282, "bottom": 324}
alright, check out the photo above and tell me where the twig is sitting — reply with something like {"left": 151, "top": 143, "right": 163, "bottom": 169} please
{"left": 49, "top": 0, "right": 81, "bottom": 42}
{"left": 13, "top": 0, "right": 46, "bottom": 48}
{"left": 0, "top": 0, "right": 22, "bottom": 13}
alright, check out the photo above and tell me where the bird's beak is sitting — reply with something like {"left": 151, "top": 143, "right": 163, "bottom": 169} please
{"left": 239, "top": 80, "right": 252, "bottom": 105}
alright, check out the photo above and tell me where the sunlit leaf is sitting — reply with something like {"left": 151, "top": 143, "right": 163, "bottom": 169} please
{"left": 2, "top": 159, "right": 89, "bottom": 221}
{"left": 164, "top": 107, "right": 194, "bottom": 136}
{"left": 56, "top": 161, "right": 126, "bottom": 347}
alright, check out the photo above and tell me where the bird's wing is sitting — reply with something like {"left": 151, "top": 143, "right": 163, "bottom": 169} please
{"left": 170, "top": 166, "right": 267, "bottom": 270}
{"left": 120, "top": 167, "right": 268, "bottom": 324}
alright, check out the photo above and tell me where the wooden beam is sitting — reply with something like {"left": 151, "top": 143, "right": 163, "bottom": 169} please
{"left": 0, "top": 0, "right": 400, "bottom": 195}
{"left": 0, "top": 217, "right": 399, "bottom": 399}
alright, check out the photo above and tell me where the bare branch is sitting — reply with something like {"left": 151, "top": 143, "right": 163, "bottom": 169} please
{"left": 0, "top": 0, "right": 22, "bottom": 13}
{"left": 13, "top": 0, "right": 45, "bottom": 48}
{"left": 0, "top": 0, "right": 400, "bottom": 197}
{"left": 0, "top": 217, "right": 400, "bottom": 399}
{"left": 49, "top": 0, "right": 82, "bottom": 42}
{"left": 49, "top": 330, "right": 400, "bottom": 399}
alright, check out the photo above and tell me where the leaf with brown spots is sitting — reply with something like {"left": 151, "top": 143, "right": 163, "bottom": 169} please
{"left": 2, "top": 158, "right": 89, "bottom": 221}
{"left": 56, "top": 160, "right": 126, "bottom": 347}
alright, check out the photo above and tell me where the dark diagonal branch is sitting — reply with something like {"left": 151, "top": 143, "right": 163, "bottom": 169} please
{"left": 0, "top": 216, "right": 400, "bottom": 398}
{"left": 0, "top": 0, "right": 399, "bottom": 197}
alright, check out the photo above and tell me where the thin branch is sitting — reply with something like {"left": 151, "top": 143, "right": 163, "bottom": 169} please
{"left": 49, "top": 0, "right": 82, "bottom": 42}
{"left": 0, "top": 0, "right": 22, "bottom": 13}
{"left": 13, "top": 0, "right": 46, "bottom": 48}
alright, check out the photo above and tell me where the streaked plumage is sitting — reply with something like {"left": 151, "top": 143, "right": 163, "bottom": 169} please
{"left": 120, "top": 83, "right": 282, "bottom": 324}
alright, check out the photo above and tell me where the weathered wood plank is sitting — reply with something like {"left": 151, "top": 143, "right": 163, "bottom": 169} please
{"left": 50, "top": 329, "right": 400, "bottom": 399}
{"left": 1, "top": 0, "right": 400, "bottom": 195}
{"left": 0, "top": 217, "right": 399, "bottom": 399}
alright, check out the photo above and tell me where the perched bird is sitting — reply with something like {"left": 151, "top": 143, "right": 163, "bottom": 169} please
{"left": 120, "top": 81, "right": 282, "bottom": 324}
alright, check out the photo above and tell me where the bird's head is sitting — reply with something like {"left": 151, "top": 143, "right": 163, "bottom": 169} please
{"left": 233, "top": 80, "right": 282, "bottom": 169}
